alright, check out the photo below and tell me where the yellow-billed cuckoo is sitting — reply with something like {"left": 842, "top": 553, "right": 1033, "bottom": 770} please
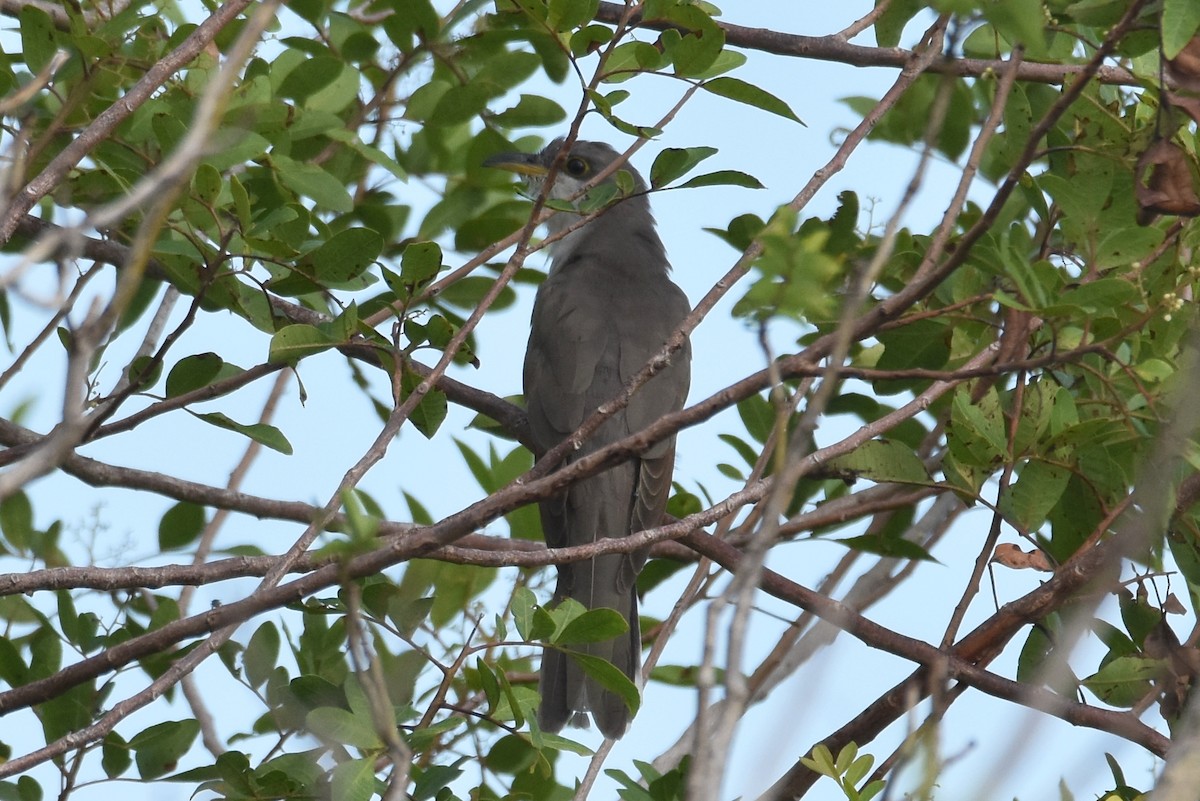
{"left": 486, "top": 138, "right": 691, "bottom": 738}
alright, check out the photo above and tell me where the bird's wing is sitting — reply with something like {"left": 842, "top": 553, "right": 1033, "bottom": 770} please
{"left": 617, "top": 279, "right": 691, "bottom": 451}
{"left": 524, "top": 270, "right": 625, "bottom": 446}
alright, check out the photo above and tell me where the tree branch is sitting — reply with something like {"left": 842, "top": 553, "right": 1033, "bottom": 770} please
{"left": 0, "top": 0, "right": 257, "bottom": 244}
{"left": 680, "top": 530, "right": 1170, "bottom": 781}
{"left": 11, "top": 213, "right": 532, "bottom": 447}
{"left": 594, "top": 2, "right": 1139, "bottom": 86}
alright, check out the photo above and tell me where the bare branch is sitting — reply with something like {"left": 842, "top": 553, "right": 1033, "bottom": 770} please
{"left": 593, "top": 2, "right": 1139, "bottom": 86}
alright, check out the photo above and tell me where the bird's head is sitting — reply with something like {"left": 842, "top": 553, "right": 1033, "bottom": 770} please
{"left": 484, "top": 138, "right": 646, "bottom": 207}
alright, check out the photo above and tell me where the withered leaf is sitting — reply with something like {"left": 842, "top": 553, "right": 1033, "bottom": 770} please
{"left": 1168, "top": 37, "right": 1200, "bottom": 93}
{"left": 1165, "top": 91, "right": 1200, "bottom": 125}
{"left": 992, "top": 542, "right": 1054, "bottom": 572}
{"left": 1134, "top": 138, "right": 1200, "bottom": 225}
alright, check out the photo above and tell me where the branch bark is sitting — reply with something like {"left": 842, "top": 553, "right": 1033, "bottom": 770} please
{"left": 593, "top": 2, "right": 1138, "bottom": 86}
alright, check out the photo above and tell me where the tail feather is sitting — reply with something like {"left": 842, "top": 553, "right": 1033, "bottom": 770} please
{"left": 583, "top": 579, "right": 640, "bottom": 738}
{"left": 537, "top": 464, "right": 643, "bottom": 738}
{"left": 537, "top": 574, "right": 639, "bottom": 739}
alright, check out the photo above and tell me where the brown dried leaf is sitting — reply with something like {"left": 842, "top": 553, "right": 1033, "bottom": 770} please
{"left": 992, "top": 542, "right": 1054, "bottom": 571}
{"left": 1165, "top": 91, "right": 1200, "bottom": 125}
{"left": 1135, "top": 138, "right": 1200, "bottom": 225}
{"left": 1145, "top": 618, "right": 1200, "bottom": 719}
{"left": 1164, "top": 592, "right": 1188, "bottom": 615}
{"left": 1168, "top": 37, "right": 1200, "bottom": 92}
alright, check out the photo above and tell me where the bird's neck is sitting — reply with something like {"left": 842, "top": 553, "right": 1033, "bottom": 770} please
{"left": 545, "top": 201, "right": 667, "bottom": 275}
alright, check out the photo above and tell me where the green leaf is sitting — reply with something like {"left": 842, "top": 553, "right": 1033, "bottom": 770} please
{"left": 554, "top": 608, "right": 629, "bottom": 645}
{"left": 243, "top": 622, "right": 280, "bottom": 689}
{"left": 0, "top": 492, "right": 34, "bottom": 551}
{"left": 330, "top": 758, "right": 377, "bottom": 801}
{"left": 401, "top": 368, "right": 447, "bottom": 439}
{"left": 602, "top": 40, "right": 666, "bottom": 80}
{"left": 413, "top": 764, "right": 465, "bottom": 801}
{"left": 41, "top": 681, "right": 95, "bottom": 745}
{"left": 193, "top": 412, "right": 294, "bottom": 454}
{"left": 874, "top": 0, "right": 924, "bottom": 47}
{"left": 165, "top": 353, "right": 241, "bottom": 398}
{"left": 691, "top": 49, "right": 748, "bottom": 79}
{"left": 400, "top": 241, "right": 444, "bottom": 286}
{"left": 836, "top": 534, "right": 936, "bottom": 561}
{"left": 875, "top": 318, "right": 950, "bottom": 390}
{"left": 981, "top": 0, "right": 1048, "bottom": 56}
{"left": 486, "top": 734, "right": 538, "bottom": 774}
{"left": 277, "top": 55, "right": 342, "bottom": 102}
{"left": 437, "top": 275, "right": 516, "bottom": 311}
{"left": 102, "top": 732, "right": 132, "bottom": 779}
{"left": 192, "top": 163, "right": 222, "bottom": 204}
{"left": 19, "top": 6, "right": 56, "bottom": 73}
{"left": 845, "top": 752, "right": 875, "bottom": 786}
{"left": 305, "top": 64, "right": 362, "bottom": 114}
{"left": 720, "top": 433, "right": 760, "bottom": 470}
{"left": 677, "top": 170, "right": 764, "bottom": 190}
{"left": 513, "top": 587, "right": 536, "bottom": 641}
{"left": 130, "top": 720, "right": 200, "bottom": 779}
{"left": 476, "top": 656, "right": 501, "bottom": 712}
{"left": 158, "top": 502, "right": 206, "bottom": 550}
{"left": 431, "top": 82, "right": 496, "bottom": 127}
{"left": 382, "top": 0, "right": 438, "bottom": 50}
{"left": 1045, "top": 277, "right": 1140, "bottom": 316}
{"left": 273, "top": 155, "right": 353, "bottom": 212}
{"left": 306, "top": 228, "right": 384, "bottom": 286}
{"left": 1082, "top": 655, "right": 1160, "bottom": 708}
{"left": 1168, "top": 529, "right": 1200, "bottom": 608}
{"left": 548, "top": 0, "right": 600, "bottom": 31}
{"left": 491, "top": 94, "right": 567, "bottom": 128}
{"left": 306, "top": 707, "right": 383, "bottom": 750}
{"left": 658, "top": 5, "right": 724, "bottom": 77}
{"left": 998, "top": 460, "right": 1071, "bottom": 533}
{"left": 1017, "top": 621, "right": 1056, "bottom": 683}
{"left": 123, "top": 354, "right": 161, "bottom": 392}
{"left": 530, "top": 606, "right": 557, "bottom": 642}
{"left": 737, "top": 392, "right": 775, "bottom": 443}
{"left": 571, "top": 24, "right": 614, "bottom": 56}
{"left": 649, "top": 146, "right": 717, "bottom": 189}
{"left": 201, "top": 129, "right": 271, "bottom": 172}
{"left": 268, "top": 323, "right": 342, "bottom": 364}
{"left": 649, "top": 663, "right": 720, "bottom": 686}
{"left": 323, "top": 127, "right": 407, "bottom": 180}
{"left": 1164, "top": 0, "right": 1200, "bottom": 58}
{"left": 29, "top": 625, "right": 61, "bottom": 682}
{"left": 947, "top": 388, "right": 1007, "bottom": 466}
{"left": 702, "top": 77, "right": 804, "bottom": 124}
{"left": 0, "top": 636, "right": 27, "bottom": 686}
{"left": 802, "top": 744, "right": 837, "bottom": 777}
{"left": 827, "top": 439, "right": 931, "bottom": 485}
{"left": 566, "top": 651, "right": 640, "bottom": 715}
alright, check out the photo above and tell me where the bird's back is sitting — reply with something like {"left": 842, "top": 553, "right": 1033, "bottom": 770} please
{"left": 523, "top": 241, "right": 690, "bottom": 455}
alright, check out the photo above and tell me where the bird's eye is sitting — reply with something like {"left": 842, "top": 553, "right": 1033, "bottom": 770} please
{"left": 565, "top": 156, "right": 589, "bottom": 176}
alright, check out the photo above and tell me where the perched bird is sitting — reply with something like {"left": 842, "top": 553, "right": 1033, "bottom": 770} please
{"left": 485, "top": 139, "right": 691, "bottom": 738}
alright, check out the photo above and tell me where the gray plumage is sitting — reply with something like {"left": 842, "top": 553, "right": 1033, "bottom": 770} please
{"left": 486, "top": 139, "right": 691, "bottom": 738}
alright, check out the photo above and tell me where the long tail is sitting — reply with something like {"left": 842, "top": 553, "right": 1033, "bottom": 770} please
{"left": 538, "top": 572, "right": 639, "bottom": 738}
{"left": 538, "top": 463, "right": 642, "bottom": 739}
